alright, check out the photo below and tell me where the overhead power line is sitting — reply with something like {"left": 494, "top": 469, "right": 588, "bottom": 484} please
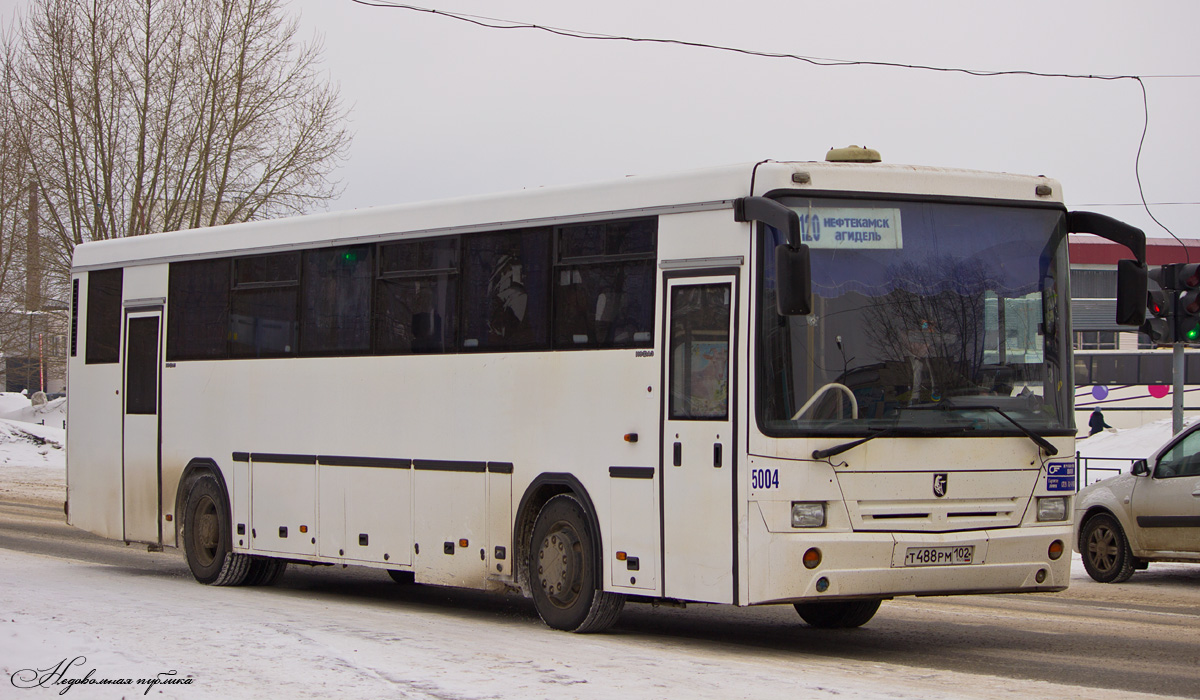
{"left": 347, "top": 0, "right": 1194, "bottom": 257}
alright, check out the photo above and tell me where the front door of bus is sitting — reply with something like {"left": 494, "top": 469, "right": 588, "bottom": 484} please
{"left": 662, "top": 275, "right": 736, "bottom": 604}
{"left": 122, "top": 310, "right": 162, "bottom": 544}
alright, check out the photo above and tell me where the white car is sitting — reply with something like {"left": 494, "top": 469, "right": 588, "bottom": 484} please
{"left": 1075, "top": 422, "right": 1200, "bottom": 582}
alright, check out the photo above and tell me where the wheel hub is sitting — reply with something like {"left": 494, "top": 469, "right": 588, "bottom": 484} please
{"left": 1088, "top": 526, "right": 1117, "bottom": 571}
{"left": 537, "top": 524, "right": 582, "bottom": 607}
{"left": 194, "top": 495, "right": 220, "bottom": 566}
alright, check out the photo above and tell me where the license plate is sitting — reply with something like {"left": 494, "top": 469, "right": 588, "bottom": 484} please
{"left": 904, "top": 545, "right": 974, "bottom": 566}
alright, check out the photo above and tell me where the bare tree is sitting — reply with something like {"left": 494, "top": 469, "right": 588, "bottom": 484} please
{"left": 2, "top": 0, "right": 351, "bottom": 290}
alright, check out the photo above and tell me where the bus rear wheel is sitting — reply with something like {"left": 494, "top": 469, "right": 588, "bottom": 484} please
{"left": 181, "top": 474, "right": 251, "bottom": 586}
{"left": 794, "top": 599, "right": 882, "bottom": 628}
{"left": 529, "top": 494, "right": 624, "bottom": 633}
{"left": 244, "top": 557, "right": 287, "bottom": 586}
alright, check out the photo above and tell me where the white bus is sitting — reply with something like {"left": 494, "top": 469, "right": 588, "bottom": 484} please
{"left": 66, "top": 149, "right": 1147, "bottom": 632}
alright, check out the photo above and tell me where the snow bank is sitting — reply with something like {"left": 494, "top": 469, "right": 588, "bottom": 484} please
{"left": 1076, "top": 416, "right": 1200, "bottom": 460}
{"left": 0, "top": 419, "right": 64, "bottom": 469}
{"left": 0, "top": 393, "right": 66, "bottom": 430}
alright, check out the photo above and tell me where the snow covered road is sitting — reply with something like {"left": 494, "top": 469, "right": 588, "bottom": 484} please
{"left": 3, "top": 458, "right": 1199, "bottom": 699}
{"left": 0, "top": 545, "right": 1186, "bottom": 700}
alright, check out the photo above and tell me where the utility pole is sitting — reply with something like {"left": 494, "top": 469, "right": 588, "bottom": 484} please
{"left": 26, "top": 180, "right": 40, "bottom": 394}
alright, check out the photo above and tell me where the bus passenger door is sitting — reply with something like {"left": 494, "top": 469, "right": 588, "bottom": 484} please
{"left": 122, "top": 310, "right": 162, "bottom": 544}
{"left": 662, "top": 276, "right": 736, "bottom": 604}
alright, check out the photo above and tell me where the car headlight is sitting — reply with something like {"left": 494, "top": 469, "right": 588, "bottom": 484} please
{"left": 791, "top": 502, "right": 826, "bottom": 528}
{"left": 1036, "top": 496, "right": 1068, "bottom": 522}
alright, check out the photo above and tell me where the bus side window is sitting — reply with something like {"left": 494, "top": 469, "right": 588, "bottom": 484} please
{"left": 230, "top": 252, "right": 301, "bottom": 358}
{"left": 85, "top": 268, "right": 122, "bottom": 364}
{"left": 168, "top": 259, "right": 231, "bottom": 360}
{"left": 301, "top": 245, "right": 372, "bottom": 355}
{"left": 461, "top": 228, "right": 551, "bottom": 351}
{"left": 554, "top": 218, "right": 656, "bottom": 350}
{"left": 376, "top": 237, "right": 459, "bottom": 355}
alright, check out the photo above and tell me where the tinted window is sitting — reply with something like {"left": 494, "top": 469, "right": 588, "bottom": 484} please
{"left": 1090, "top": 354, "right": 1137, "bottom": 385}
{"left": 380, "top": 237, "right": 457, "bottom": 274}
{"left": 301, "top": 245, "right": 372, "bottom": 355}
{"left": 234, "top": 253, "right": 299, "bottom": 285}
{"left": 1139, "top": 353, "right": 1171, "bottom": 385}
{"left": 376, "top": 238, "right": 459, "bottom": 354}
{"left": 554, "top": 218, "right": 656, "bottom": 349}
{"left": 230, "top": 253, "right": 299, "bottom": 358}
{"left": 70, "top": 279, "right": 79, "bottom": 357}
{"left": 168, "top": 259, "right": 231, "bottom": 360}
{"left": 461, "top": 229, "right": 551, "bottom": 351}
{"left": 1073, "top": 355, "right": 1091, "bottom": 386}
{"left": 376, "top": 278, "right": 459, "bottom": 354}
{"left": 85, "top": 268, "right": 122, "bottom": 364}
{"left": 125, "top": 317, "right": 159, "bottom": 415}
{"left": 559, "top": 218, "right": 656, "bottom": 260}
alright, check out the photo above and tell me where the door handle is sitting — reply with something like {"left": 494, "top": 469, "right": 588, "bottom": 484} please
{"left": 673, "top": 442, "right": 682, "bottom": 467}
{"left": 713, "top": 443, "right": 723, "bottom": 468}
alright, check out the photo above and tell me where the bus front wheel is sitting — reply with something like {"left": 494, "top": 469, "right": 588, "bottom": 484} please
{"left": 181, "top": 474, "right": 251, "bottom": 586}
{"left": 529, "top": 494, "right": 624, "bottom": 633}
{"left": 794, "top": 599, "right": 882, "bottom": 628}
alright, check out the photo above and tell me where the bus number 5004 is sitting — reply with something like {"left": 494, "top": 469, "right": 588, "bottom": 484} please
{"left": 751, "top": 469, "right": 779, "bottom": 490}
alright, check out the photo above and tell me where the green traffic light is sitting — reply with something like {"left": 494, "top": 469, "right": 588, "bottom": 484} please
{"left": 1189, "top": 325, "right": 1200, "bottom": 342}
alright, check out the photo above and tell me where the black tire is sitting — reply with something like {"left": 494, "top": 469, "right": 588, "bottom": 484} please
{"left": 794, "top": 599, "right": 882, "bottom": 628}
{"left": 387, "top": 569, "right": 415, "bottom": 585}
{"left": 181, "top": 474, "right": 251, "bottom": 586}
{"left": 1081, "top": 512, "right": 1136, "bottom": 583}
{"left": 244, "top": 557, "right": 287, "bottom": 586}
{"left": 529, "top": 494, "right": 624, "bottom": 633}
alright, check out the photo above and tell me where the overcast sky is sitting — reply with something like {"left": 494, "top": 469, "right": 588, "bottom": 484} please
{"left": 4, "top": 0, "right": 1199, "bottom": 240}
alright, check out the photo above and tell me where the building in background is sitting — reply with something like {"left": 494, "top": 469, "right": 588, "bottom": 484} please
{"left": 1069, "top": 235, "right": 1200, "bottom": 433}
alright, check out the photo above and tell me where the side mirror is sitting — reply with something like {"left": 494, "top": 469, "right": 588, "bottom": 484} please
{"left": 775, "top": 244, "right": 812, "bottom": 316}
{"left": 1115, "top": 259, "right": 1148, "bottom": 326}
{"left": 1131, "top": 459, "right": 1149, "bottom": 476}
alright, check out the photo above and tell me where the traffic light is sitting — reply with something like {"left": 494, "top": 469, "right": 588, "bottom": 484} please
{"left": 1142, "top": 266, "right": 1173, "bottom": 345}
{"left": 1177, "top": 264, "right": 1200, "bottom": 343}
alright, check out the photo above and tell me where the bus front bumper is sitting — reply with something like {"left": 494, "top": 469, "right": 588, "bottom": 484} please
{"left": 747, "top": 524, "right": 1073, "bottom": 605}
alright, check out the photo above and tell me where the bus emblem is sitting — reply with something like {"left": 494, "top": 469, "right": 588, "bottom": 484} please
{"left": 933, "top": 473, "right": 948, "bottom": 498}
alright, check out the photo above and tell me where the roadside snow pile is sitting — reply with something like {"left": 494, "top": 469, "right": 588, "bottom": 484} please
{"left": 1076, "top": 416, "right": 1200, "bottom": 460}
{"left": 0, "top": 392, "right": 66, "bottom": 430}
{"left": 0, "top": 419, "right": 64, "bottom": 468}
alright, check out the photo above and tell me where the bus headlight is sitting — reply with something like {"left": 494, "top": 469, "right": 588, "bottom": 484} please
{"left": 791, "top": 502, "right": 826, "bottom": 528}
{"left": 1036, "top": 497, "right": 1068, "bottom": 522}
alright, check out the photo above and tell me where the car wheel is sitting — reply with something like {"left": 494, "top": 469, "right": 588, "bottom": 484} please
{"left": 1081, "top": 512, "right": 1135, "bottom": 583}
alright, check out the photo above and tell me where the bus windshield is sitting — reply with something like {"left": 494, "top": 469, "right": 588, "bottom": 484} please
{"left": 758, "top": 195, "right": 1072, "bottom": 437}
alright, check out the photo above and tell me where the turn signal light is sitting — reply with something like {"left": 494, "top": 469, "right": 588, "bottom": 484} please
{"left": 803, "top": 548, "right": 822, "bottom": 570}
{"left": 1048, "top": 540, "right": 1064, "bottom": 560}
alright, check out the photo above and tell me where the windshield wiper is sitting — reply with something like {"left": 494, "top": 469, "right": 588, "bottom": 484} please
{"left": 810, "top": 405, "right": 1058, "bottom": 461}
{"left": 920, "top": 402, "right": 1058, "bottom": 456}
{"left": 975, "top": 405, "right": 1059, "bottom": 456}
{"left": 811, "top": 427, "right": 901, "bottom": 460}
